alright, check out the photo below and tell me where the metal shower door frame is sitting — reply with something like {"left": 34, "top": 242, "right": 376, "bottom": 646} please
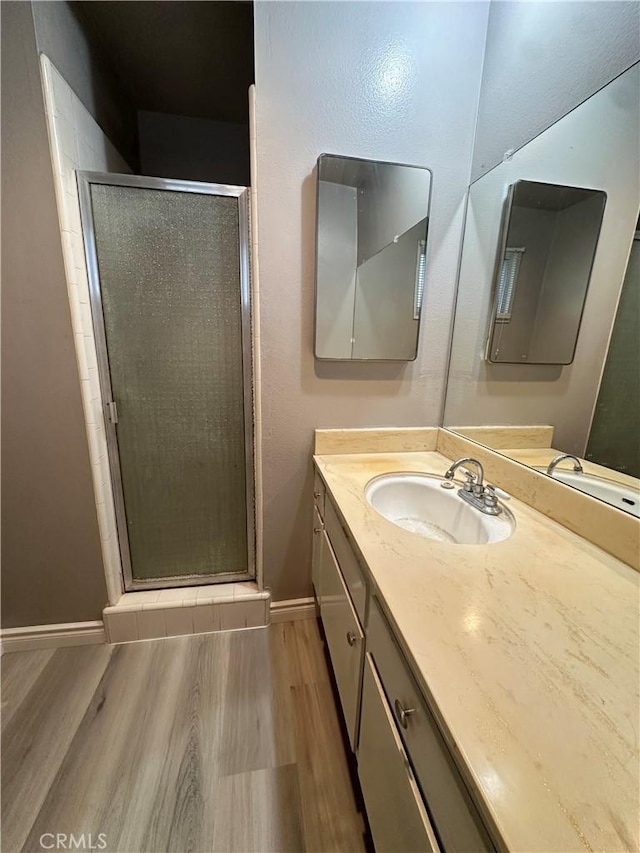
{"left": 77, "top": 171, "right": 256, "bottom": 590}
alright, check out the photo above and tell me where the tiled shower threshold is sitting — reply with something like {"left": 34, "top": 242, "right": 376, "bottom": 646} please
{"left": 103, "top": 581, "right": 271, "bottom": 643}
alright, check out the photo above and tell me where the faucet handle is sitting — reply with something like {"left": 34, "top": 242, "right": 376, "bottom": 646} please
{"left": 487, "top": 483, "right": 510, "bottom": 500}
{"left": 462, "top": 471, "right": 475, "bottom": 492}
{"left": 483, "top": 484, "right": 499, "bottom": 508}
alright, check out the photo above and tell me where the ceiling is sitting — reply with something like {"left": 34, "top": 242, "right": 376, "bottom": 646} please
{"left": 72, "top": 1, "right": 255, "bottom": 124}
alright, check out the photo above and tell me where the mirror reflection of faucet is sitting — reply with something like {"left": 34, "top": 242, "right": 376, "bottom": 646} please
{"left": 443, "top": 457, "right": 504, "bottom": 516}
{"left": 546, "top": 454, "right": 584, "bottom": 477}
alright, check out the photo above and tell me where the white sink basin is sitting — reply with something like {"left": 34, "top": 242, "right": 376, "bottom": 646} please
{"left": 365, "top": 474, "right": 515, "bottom": 544}
{"left": 536, "top": 468, "right": 640, "bottom": 518}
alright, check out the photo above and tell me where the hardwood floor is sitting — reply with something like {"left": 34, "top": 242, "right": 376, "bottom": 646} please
{"left": 1, "top": 621, "right": 367, "bottom": 853}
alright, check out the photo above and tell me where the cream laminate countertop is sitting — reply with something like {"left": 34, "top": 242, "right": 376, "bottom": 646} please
{"left": 314, "top": 450, "right": 640, "bottom": 853}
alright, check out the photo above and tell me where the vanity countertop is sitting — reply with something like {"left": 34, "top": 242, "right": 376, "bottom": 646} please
{"left": 314, "top": 449, "right": 639, "bottom": 853}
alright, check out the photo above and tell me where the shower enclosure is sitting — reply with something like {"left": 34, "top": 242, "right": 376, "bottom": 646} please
{"left": 78, "top": 173, "right": 254, "bottom": 590}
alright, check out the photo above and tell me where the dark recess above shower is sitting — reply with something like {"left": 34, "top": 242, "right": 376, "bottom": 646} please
{"left": 70, "top": 0, "right": 255, "bottom": 184}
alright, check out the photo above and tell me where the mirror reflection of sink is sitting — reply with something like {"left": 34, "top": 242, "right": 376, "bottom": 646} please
{"left": 536, "top": 468, "right": 640, "bottom": 518}
{"left": 365, "top": 474, "right": 516, "bottom": 545}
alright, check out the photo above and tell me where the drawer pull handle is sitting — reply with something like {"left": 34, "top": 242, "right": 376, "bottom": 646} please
{"left": 313, "top": 527, "right": 324, "bottom": 534}
{"left": 394, "top": 699, "right": 416, "bottom": 729}
{"left": 314, "top": 491, "right": 322, "bottom": 498}
{"left": 346, "top": 631, "right": 358, "bottom": 646}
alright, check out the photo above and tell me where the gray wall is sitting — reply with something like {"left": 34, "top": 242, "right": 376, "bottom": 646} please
{"left": 1, "top": 2, "right": 108, "bottom": 628}
{"left": 32, "top": 0, "right": 138, "bottom": 169}
{"left": 138, "top": 111, "right": 250, "bottom": 185}
{"left": 254, "top": 0, "right": 489, "bottom": 601}
{"left": 472, "top": 1, "right": 640, "bottom": 180}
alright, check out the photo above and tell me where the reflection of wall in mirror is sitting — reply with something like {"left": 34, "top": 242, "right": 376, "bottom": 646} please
{"left": 489, "top": 192, "right": 607, "bottom": 364}
{"left": 352, "top": 219, "right": 425, "bottom": 360}
{"left": 489, "top": 206, "right": 556, "bottom": 362}
{"left": 445, "top": 64, "right": 640, "bottom": 456}
{"left": 528, "top": 193, "right": 605, "bottom": 364}
{"left": 316, "top": 159, "right": 430, "bottom": 360}
{"left": 357, "top": 164, "right": 430, "bottom": 264}
{"left": 315, "top": 180, "right": 357, "bottom": 359}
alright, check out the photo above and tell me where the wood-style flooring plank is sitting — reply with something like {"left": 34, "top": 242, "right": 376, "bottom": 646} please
{"left": 6, "top": 621, "right": 366, "bottom": 853}
{"left": 211, "top": 765, "right": 305, "bottom": 852}
{"left": 291, "top": 678, "right": 366, "bottom": 853}
{"left": 135, "top": 631, "right": 231, "bottom": 853}
{"left": 218, "top": 627, "right": 296, "bottom": 776}
{"left": 274, "top": 618, "right": 330, "bottom": 689}
{"left": 24, "top": 635, "right": 221, "bottom": 853}
{"left": 1, "top": 644, "right": 113, "bottom": 853}
{"left": 1, "top": 648, "right": 55, "bottom": 731}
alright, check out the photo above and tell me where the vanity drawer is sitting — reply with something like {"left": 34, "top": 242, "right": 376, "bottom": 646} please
{"left": 324, "top": 497, "right": 367, "bottom": 624}
{"left": 367, "top": 597, "right": 494, "bottom": 852}
{"left": 319, "top": 530, "right": 364, "bottom": 750}
{"left": 313, "top": 470, "right": 326, "bottom": 519}
{"left": 359, "top": 653, "right": 441, "bottom": 853}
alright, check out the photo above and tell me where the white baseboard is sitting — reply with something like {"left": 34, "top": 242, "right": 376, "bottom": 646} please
{"left": 270, "top": 597, "right": 317, "bottom": 623}
{"left": 0, "top": 620, "right": 106, "bottom": 654}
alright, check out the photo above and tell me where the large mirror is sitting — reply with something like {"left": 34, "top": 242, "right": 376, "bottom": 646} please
{"left": 314, "top": 154, "right": 432, "bottom": 361}
{"left": 487, "top": 180, "right": 607, "bottom": 365}
{"left": 444, "top": 63, "right": 640, "bottom": 516}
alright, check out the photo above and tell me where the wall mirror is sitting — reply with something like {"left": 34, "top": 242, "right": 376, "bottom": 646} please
{"left": 487, "top": 180, "right": 606, "bottom": 365}
{"left": 314, "top": 154, "right": 432, "bottom": 361}
{"left": 444, "top": 63, "right": 640, "bottom": 516}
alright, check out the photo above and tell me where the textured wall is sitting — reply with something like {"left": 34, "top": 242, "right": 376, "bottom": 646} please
{"left": 472, "top": 1, "right": 640, "bottom": 179}
{"left": 1, "top": 3, "right": 108, "bottom": 628}
{"left": 254, "top": 1, "right": 489, "bottom": 600}
{"left": 138, "top": 111, "right": 250, "bottom": 185}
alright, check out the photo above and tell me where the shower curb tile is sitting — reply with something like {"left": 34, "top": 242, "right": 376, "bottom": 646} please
{"left": 193, "top": 604, "right": 216, "bottom": 635}
{"left": 103, "top": 590, "right": 270, "bottom": 641}
{"left": 104, "top": 604, "right": 139, "bottom": 615}
{"left": 156, "top": 588, "right": 186, "bottom": 603}
{"left": 219, "top": 602, "right": 251, "bottom": 631}
{"left": 180, "top": 588, "right": 199, "bottom": 602}
{"left": 232, "top": 581, "right": 260, "bottom": 599}
{"left": 165, "top": 606, "right": 195, "bottom": 638}
{"left": 105, "top": 611, "right": 138, "bottom": 644}
{"left": 136, "top": 609, "right": 166, "bottom": 641}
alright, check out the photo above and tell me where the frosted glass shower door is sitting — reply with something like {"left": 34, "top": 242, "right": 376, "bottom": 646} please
{"left": 79, "top": 174, "right": 254, "bottom": 589}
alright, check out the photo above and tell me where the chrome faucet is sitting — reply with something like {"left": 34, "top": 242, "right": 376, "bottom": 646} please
{"left": 546, "top": 454, "right": 584, "bottom": 477}
{"left": 444, "top": 457, "right": 484, "bottom": 487}
{"left": 444, "top": 457, "right": 502, "bottom": 516}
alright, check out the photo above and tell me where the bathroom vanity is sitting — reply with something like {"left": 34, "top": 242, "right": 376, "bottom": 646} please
{"left": 311, "top": 428, "right": 639, "bottom": 853}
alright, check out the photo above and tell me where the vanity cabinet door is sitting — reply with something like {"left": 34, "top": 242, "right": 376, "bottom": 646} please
{"left": 368, "top": 598, "right": 494, "bottom": 852}
{"left": 319, "top": 530, "right": 364, "bottom": 750}
{"left": 324, "top": 498, "right": 367, "bottom": 624}
{"left": 358, "top": 654, "right": 441, "bottom": 853}
{"left": 311, "top": 506, "right": 324, "bottom": 602}
{"left": 313, "top": 470, "right": 326, "bottom": 518}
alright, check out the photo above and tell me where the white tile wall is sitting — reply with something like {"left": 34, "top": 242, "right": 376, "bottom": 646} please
{"left": 40, "top": 54, "right": 130, "bottom": 605}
